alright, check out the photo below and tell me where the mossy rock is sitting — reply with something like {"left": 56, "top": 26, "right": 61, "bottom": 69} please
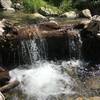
{"left": 39, "top": 6, "right": 61, "bottom": 16}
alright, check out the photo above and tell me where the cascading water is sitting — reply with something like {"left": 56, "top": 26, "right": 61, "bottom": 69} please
{"left": 21, "top": 38, "right": 47, "bottom": 64}
{"left": 9, "top": 29, "right": 84, "bottom": 100}
{"left": 68, "top": 30, "right": 82, "bottom": 59}
{"left": 10, "top": 61, "right": 77, "bottom": 100}
{"left": 21, "top": 39, "right": 40, "bottom": 63}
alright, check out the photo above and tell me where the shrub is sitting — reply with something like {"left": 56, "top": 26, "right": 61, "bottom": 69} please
{"left": 59, "top": 0, "right": 73, "bottom": 12}
{"left": 22, "top": 0, "right": 47, "bottom": 12}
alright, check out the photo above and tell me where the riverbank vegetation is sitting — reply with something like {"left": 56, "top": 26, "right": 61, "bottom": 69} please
{"left": 11, "top": 0, "right": 100, "bottom": 14}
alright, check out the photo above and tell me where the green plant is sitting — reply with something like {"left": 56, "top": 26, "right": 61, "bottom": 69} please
{"left": 59, "top": 0, "right": 73, "bottom": 12}
{"left": 23, "top": 0, "right": 47, "bottom": 12}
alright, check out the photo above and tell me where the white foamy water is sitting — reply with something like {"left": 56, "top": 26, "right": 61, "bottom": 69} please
{"left": 9, "top": 61, "right": 78, "bottom": 100}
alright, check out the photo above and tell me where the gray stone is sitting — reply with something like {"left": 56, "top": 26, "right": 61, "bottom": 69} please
{"left": 92, "top": 15, "right": 100, "bottom": 21}
{"left": 82, "top": 9, "right": 92, "bottom": 19}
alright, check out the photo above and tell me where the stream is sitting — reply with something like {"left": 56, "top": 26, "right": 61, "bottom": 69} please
{"left": 0, "top": 12, "right": 100, "bottom": 100}
{"left": 7, "top": 38, "right": 99, "bottom": 100}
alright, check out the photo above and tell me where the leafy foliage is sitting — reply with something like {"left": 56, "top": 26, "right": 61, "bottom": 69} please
{"left": 12, "top": 0, "right": 74, "bottom": 13}
{"left": 22, "top": 0, "right": 47, "bottom": 12}
{"left": 11, "top": 0, "right": 100, "bottom": 13}
{"left": 59, "top": 0, "right": 73, "bottom": 12}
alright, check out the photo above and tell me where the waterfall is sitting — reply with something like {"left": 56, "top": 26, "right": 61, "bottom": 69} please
{"left": 68, "top": 30, "right": 82, "bottom": 60}
{"left": 21, "top": 39, "right": 40, "bottom": 64}
{"left": 21, "top": 38, "right": 47, "bottom": 64}
{"left": 9, "top": 29, "right": 84, "bottom": 100}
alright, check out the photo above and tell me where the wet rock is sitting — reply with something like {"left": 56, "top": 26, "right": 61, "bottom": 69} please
{"left": 0, "top": 67, "right": 10, "bottom": 86}
{"left": 0, "top": 80, "right": 19, "bottom": 93}
{"left": 61, "top": 11, "right": 78, "bottom": 19}
{"left": 0, "top": 0, "right": 15, "bottom": 12}
{"left": 81, "top": 9, "right": 92, "bottom": 19}
{"left": 39, "top": 21, "right": 60, "bottom": 31}
{"left": 67, "top": 29, "right": 79, "bottom": 39}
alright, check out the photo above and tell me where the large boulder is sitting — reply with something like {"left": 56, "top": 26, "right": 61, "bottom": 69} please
{"left": 61, "top": 11, "right": 78, "bottom": 19}
{"left": 0, "top": 0, "right": 15, "bottom": 12}
{"left": 81, "top": 9, "right": 92, "bottom": 19}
